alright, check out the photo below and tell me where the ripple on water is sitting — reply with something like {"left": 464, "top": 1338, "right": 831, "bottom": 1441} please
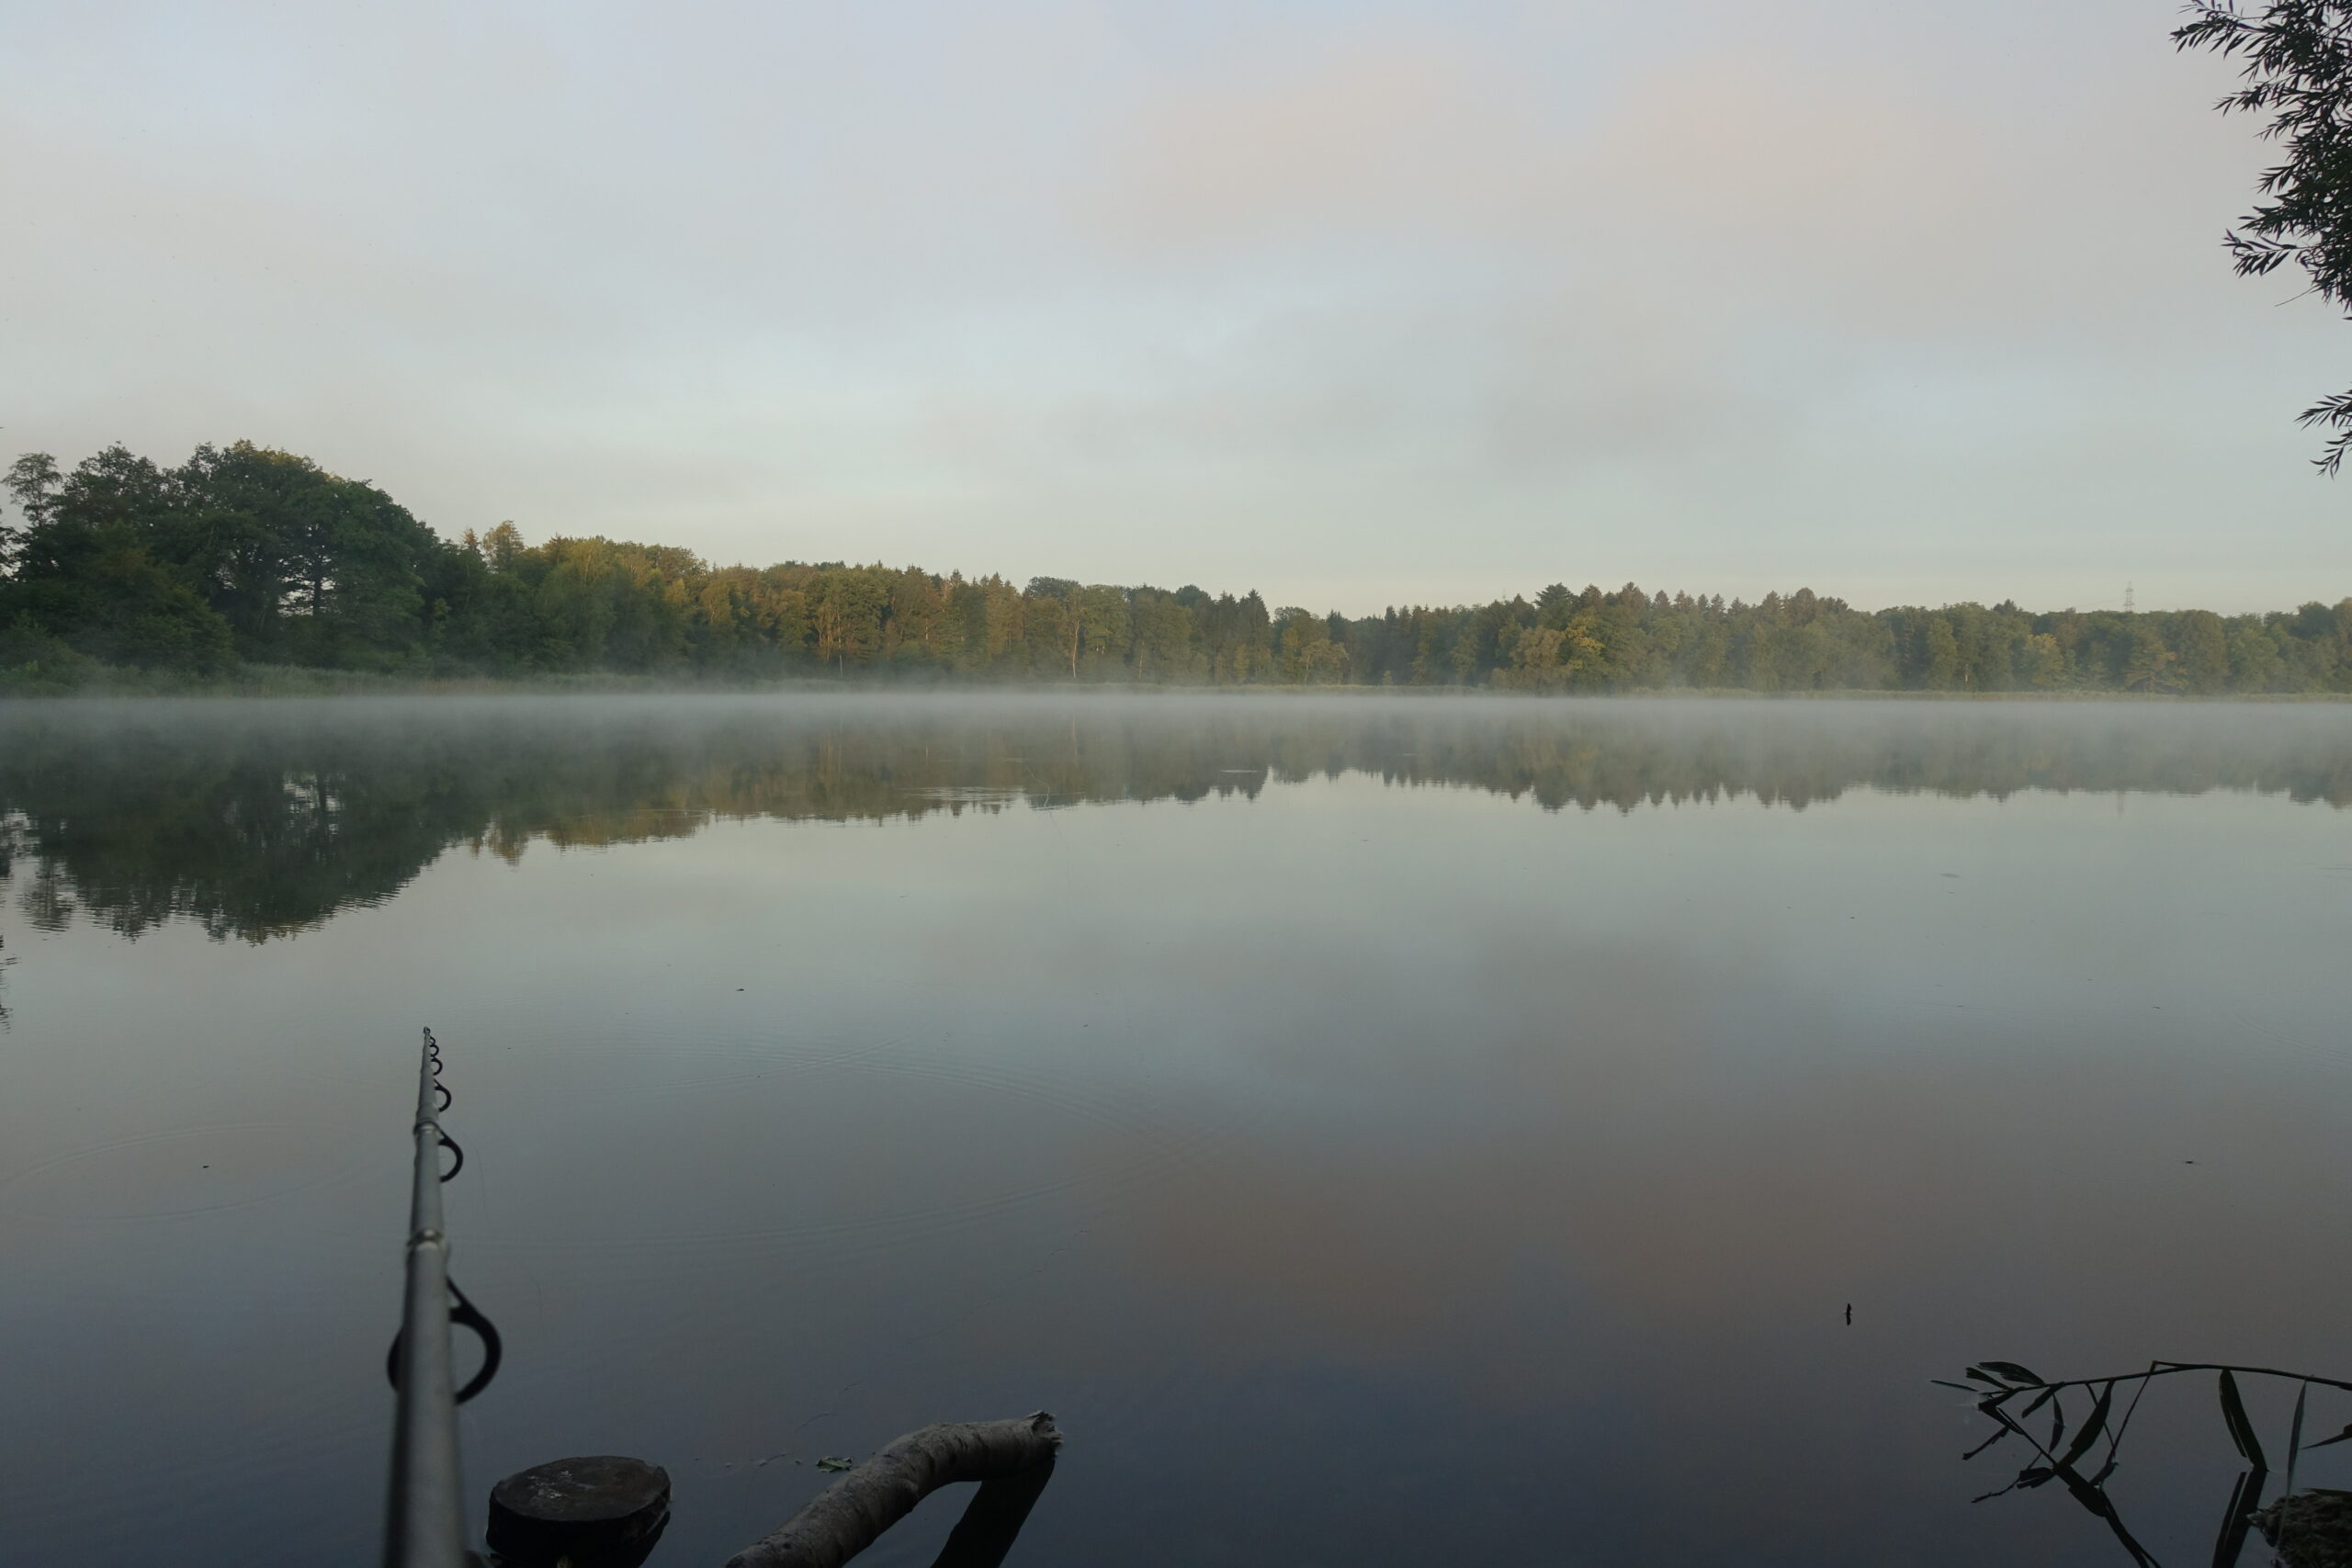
{"left": 473, "top": 1032, "right": 1248, "bottom": 1271}
{"left": 0, "top": 1122, "right": 368, "bottom": 1224}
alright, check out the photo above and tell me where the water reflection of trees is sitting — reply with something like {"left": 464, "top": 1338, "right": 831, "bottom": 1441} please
{"left": 2, "top": 696, "right": 2349, "bottom": 942}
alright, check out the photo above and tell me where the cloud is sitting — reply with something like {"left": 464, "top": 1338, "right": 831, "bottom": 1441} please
{"left": 1, "top": 0, "right": 2346, "bottom": 613}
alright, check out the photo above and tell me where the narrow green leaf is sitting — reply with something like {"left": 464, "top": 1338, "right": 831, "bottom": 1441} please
{"left": 2060, "top": 1382, "right": 2114, "bottom": 1471}
{"left": 1962, "top": 1425, "right": 2012, "bottom": 1462}
{"left": 2219, "top": 1371, "right": 2267, "bottom": 1470}
{"left": 2307, "top": 1420, "right": 2352, "bottom": 1450}
{"left": 1980, "top": 1360, "right": 2046, "bottom": 1386}
{"left": 2286, "top": 1382, "right": 2309, "bottom": 1495}
{"left": 2019, "top": 1385, "right": 2059, "bottom": 1419}
{"left": 2208, "top": 1464, "right": 2266, "bottom": 1568}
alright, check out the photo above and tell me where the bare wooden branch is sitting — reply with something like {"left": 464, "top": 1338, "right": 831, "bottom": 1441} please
{"left": 722, "top": 1413, "right": 1062, "bottom": 1568}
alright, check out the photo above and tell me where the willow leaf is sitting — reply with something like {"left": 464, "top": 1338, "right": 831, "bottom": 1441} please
{"left": 2219, "top": 1371, "right": 2267, "bottom": 1470}
{"left": 2060, "top": 1382, "right": 2113, "bottom": 1471}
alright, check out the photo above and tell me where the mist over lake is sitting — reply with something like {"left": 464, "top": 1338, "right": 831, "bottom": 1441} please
{"left": 3, "top": 694, "right": 2349, "bottom": 1566}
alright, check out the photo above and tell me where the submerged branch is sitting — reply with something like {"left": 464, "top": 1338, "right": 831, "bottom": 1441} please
{"left": 722, "top": 1413, "right": 1062, "bottom": 1568}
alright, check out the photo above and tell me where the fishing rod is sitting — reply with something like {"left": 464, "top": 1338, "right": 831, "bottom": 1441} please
{"left": 372, "top": 1028, "right": 1046, "bottom": 1568}
{"left": 383, "top": 1027, "right": 501, "bottom": 1568}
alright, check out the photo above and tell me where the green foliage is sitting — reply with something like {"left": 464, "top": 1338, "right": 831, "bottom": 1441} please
{"left": 2, "top": 441, "right": 424, "bottom": 671}
{"left": 2177, "top": 3, "right": 2352, "bottom": 471}
{"left": 0, "top": 615, "right": 96, "bottom": 690}
{"left": 10, "top": 440, "right": 2352, "bottom": 692}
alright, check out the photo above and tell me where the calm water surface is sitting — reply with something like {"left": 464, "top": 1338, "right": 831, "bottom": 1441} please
{"left": 2, "top": 694, "right": 2349, "bottom": 1567}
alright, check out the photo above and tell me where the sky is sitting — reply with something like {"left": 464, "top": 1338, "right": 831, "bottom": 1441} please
{"left": 3, "top": 0, "right": 2346, "bottom": 615}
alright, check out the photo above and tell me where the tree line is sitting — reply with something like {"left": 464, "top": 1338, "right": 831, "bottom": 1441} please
{"left": 6, "top": 440, "right": 2351, "bottom": 693}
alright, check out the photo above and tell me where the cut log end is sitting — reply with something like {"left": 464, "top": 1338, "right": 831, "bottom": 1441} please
{"left": 486, "top": 1454, "right": 671, "bottom": 1568}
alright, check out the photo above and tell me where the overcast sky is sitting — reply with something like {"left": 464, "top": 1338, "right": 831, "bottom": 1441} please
{"left": 4, "top": 0, "right": 2346, "bottom": 614}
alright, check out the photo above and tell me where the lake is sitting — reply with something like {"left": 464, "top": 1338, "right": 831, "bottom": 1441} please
{"left": 2, "top": 694, "right": 2348, "bottom": 1567}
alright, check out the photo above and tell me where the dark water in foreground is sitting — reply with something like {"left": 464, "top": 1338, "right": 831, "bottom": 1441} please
{"left": 2, "top": 694, "right": 2349, "bottom": 1567}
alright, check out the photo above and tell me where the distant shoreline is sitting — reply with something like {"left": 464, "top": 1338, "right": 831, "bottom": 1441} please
{"left": 6, "top": 668, "right": 2352, "bottom": 703}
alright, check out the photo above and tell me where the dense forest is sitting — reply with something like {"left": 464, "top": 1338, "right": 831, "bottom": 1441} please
{"left": 6, "top": 440, "right": 2350, "bottom": 693}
